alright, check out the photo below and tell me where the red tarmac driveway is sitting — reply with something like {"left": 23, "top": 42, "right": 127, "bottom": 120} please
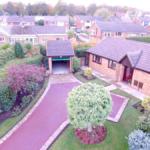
{"left": 0, "top": 82, "right": 79, "bottom": 150}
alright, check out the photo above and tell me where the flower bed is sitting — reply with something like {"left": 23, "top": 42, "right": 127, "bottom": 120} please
{"left": 75, "top": 126, "right": 107, "bottom": 144}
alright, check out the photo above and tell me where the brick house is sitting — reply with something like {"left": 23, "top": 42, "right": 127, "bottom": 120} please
{"left": 92, "top": 21, "right": 149, "bottom": 39}
{"left": 87, "top": 38, "right": 150, "bottom": 95}
{"left": 0, "top": 25, "right": 67, "bottom": 45}
{"left": 46, "top": 40, "right": 74, "bottom": 74}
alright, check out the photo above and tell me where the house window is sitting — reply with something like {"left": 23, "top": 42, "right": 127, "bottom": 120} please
{"left": 139, "top": 82, "right": 143, "bottom": 89}
{"left": 92, "top": 55, "right": 102, "bottom": 64}
{"left": 108, "top": 60, "right": 116, "bottom": 69}
{"left": 133, "top": 80, "right": 143, "bottom": 90}
{"left": 134, "top": 80, "right": 138, "bottom": 86}
{"left": 0, "top": 37, "right": 4, "bottom": 41}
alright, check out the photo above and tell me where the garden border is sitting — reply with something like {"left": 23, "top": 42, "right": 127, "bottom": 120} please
{"left": 0, "top": 78, "right": 51, "bottom": 144}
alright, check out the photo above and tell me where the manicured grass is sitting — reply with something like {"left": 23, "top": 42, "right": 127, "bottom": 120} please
{"left": 0, "top": 77, "right": 48, "bottom": 138}
{"left": 50, "top": 88, "right": 141, "bottom": 150}
{"left": 127, "top": 37, "right": 150, "bottom": 43}
{"left": 74, "top": 71, "right": 110, "bottom": 87}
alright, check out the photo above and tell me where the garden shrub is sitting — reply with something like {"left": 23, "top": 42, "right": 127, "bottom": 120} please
{"left": 128, "top": 130, "right": 150, "bottom": 150}
{"left": 83, "top": 67, "right": 93, "bottom": 79}
{"left": 0, "top": 43, "right": 10, "bottom": 49}
{"left": 0, "top": 82, "right": 16, "bottom": 112}
{"left": 67, "top": 31, "right": 75, "bottom": 39}
{"left": 20, "top": 95, "right": 33, "bottom": 109}
{"left": 0, "top": 47, "right": 15, "bottom": 66}
{"left": 39, "top": 45, "right": 46, "bottom": 56}
{"left": 141, "top": 97, "right": 150, "bottom": 111}
{"left": 11, "top": 106, "right": 22, "bottom": 117}
{"left": 136, "top": 111, "right": 150, "bottom": 132}
{"left": 72, "top": 57, "right": 80, "bottom": 72}
{"left": 14, "top": 42, "right": 24, "bottom": 58}
{"left": 25, "top": 55, "right": 42, "bottom": 66}
{"left": 7, "top": 64, "right": 45, "bottom": 92}
{"left": 25, "top": 43, "right": 32, "bottom": 52}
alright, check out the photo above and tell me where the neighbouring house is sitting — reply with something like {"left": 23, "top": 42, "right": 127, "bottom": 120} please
{"left": 74, "top": 16, "right": 96, "bottom": 31}
{"left": 92, "top": 21, "right": 149, "bottom": 39}
{"left": 0, "top": 25, "right": 67, "bottom": 45}
{"left": 87, "top": 38, "right": 150, "bottom": 95}
{"left": 46, "top": 40, "right": 74, "bottom": 74}
{"left": 0, "top": 16, "right": 35, "bottom": 26}
{"left": 44, "top": 16, "right": 69, "bottom": 29}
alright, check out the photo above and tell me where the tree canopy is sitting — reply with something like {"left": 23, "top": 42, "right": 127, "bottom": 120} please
{"left": 67, "top": 83, "right": 112, "bottom": 131}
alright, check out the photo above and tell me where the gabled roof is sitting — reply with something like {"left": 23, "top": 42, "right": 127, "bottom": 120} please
{"left": 96, "top": 20, "right": 148, "bottom": 33}
{"left": 0, "top": 26, "right": 66, "bottom": 35}
{"left": 87, "top": 38, "right": 150, "bottom": 72}
{"left": 44, "top": 16, "right": 69, "bottom": 22}
{"left": 47, "top": 40, "right": 74, "bottom": 57}
{"left": 6, "top": 16, "right": 35, "bottom": 23}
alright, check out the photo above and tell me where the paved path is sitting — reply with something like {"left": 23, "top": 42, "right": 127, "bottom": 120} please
{"left": 0, "top": 82, "right": 79, "bottom": 150}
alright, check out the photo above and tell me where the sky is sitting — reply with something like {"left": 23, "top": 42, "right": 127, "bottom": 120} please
{"left": 0, "top": 0, "right": 149, "bottom": 11}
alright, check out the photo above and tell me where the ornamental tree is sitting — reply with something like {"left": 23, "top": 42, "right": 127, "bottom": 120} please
{"left": 67, "top": 83, "right": 112, "bottom": 132}
{"left": 14, "top": 42, "right": 24, "bottom": 58}
{"left": 7, "top": 64, "right": 45, "bottom": 92}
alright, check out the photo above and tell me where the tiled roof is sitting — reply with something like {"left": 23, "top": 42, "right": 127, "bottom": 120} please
{"left": 96, "top": 21, "right": 148, "bottom": 33}
{"left": 87, "top": 38, "right": 150, "bottom": 72}
{"left": 1, "top": 26, "right": 66, "bottom": 35}
{"left": 47, "top": 40, "right": 74, "bottom": 57}
{"left": 44, "top": 16, "right": 69, "bottom": 22}
{"left": 6, "top": 16, "right": 35, "bottom": 23}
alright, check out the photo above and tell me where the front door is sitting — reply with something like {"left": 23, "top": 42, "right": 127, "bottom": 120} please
{"left": 123, "top": 66, "right": 134, "bottom": 82}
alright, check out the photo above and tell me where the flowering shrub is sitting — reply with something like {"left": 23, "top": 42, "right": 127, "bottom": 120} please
{"left": 141, "top": 97, "right": 150, "bottom": 111}
{"left": 128, "top": 130, "right": 150, "bottom": 150}
{"left": 7, "top": 64, "right": 45, "bottom": 92}
{"left": 83, "top": 67, "right": 93, "bottom": 79}
{"left": 72, "top": 57, "right": 80, "bottom": 72}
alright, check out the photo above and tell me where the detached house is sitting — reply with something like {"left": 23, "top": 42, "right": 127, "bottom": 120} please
{"left": 87, "top": 38, "right": 150, "bottom": 95}
{"left": 92, "top": 21, "right": 149, "bottom": 39}
{"left": 0, "top": 25, "right": 67, "bottom": 45}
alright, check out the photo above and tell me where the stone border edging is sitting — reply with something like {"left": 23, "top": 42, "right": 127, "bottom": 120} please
{"left": 0, "top": 78, "right": 51, "bottom": 145}
{"left": 40, "top": 120, "right": 69, "bottom": 150}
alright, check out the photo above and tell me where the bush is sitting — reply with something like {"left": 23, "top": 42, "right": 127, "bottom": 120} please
{"left": 25, "top": 55, "right": 42, "bottom": 66}
{"left": 0, "top": 47, "right": 15, "bottom": 66}
{"left": 0, "top": 43, "right": 10, "bottom": 49}
{"left": 14, "top": 42, "right": 24, "bottom": 58}
{"left": 72, "top": 57, "right": 80, "bottom": 72}
{"left": 67, "top": 31, "right": 75, "bottom": 39}
{"left": 84, "top": 67, "right": 93, "bottom": 79}
{"left": 128, "top": 130, "right": 150, "bottom": 150}
{"left": 39, "top": 45, "right": 46, "bottom": 56}
{"left": 11, "top": 106, "right": 22, "bottom": 117}
{"left": 36, "top": 20, "right": 44, "bottom": 26}
{"left": 0, "top": 82, "right": 16, "bottom": 112}
{"left": 20, "top": 95, "right": 33, "bottom": 109}
{"left": 136, "top": 112, "right": 150, "bottom": 132}
{"left": 67, "top": 83, "right": 112, "bottom": 131}
{"left": 7, "top": 64, "right": 45, "bottom": 92}
{"left": 25, "top": 43, "right": 32, "bottom": 51}
{"left": 141, "top": 97, "right": 150, "bottom": 111}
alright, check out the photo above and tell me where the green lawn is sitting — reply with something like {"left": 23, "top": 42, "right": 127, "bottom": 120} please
{"left": 0, "top": 77, "right": 48, "bottom": 138}
{"left": 50, "top": 89, "right": 141, "bottom": 150}
{"left": 74, "top": 71, "right": 110, "bottom": 87}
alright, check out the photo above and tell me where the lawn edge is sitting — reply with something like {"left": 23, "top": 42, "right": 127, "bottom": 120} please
{"left": 0, "top": 77, "right": 51, "bottom": 144}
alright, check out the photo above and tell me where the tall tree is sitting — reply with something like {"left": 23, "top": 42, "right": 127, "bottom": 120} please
{"left": 87, "top": 4, "right": 97, "bottom": 15}
{"left": 3, "top": 2, "right": 16, "bottom": 15}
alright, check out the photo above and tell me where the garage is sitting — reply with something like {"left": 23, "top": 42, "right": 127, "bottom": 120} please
{"left": 46, "top": 40, "right": 74, "bottom": 74}
{"left": 52, "top": 57, "right": 70, "bottom": 74}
